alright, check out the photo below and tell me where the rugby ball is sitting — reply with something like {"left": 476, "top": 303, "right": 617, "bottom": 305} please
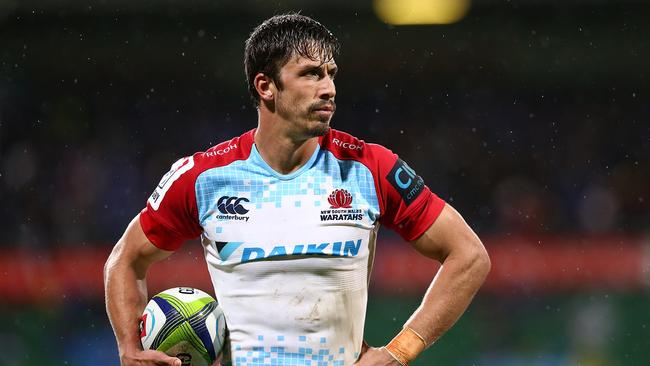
{"left": 140, "top": 287, "right": 226, "bottom": 366}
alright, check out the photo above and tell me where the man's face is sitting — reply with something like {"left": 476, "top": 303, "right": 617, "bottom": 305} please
{"left": 273, "top": 54, "right": 337, "bottom": 138}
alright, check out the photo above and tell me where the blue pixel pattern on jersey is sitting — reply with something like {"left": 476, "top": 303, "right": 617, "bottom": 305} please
{"left": 193, "top": 143, "right": 378, "bottom": 365}
{"left": 195, "top": 145, "right": 380, "bottom": 236}
{"left": 232, "top": 336, "right": 348, "bottom": 366}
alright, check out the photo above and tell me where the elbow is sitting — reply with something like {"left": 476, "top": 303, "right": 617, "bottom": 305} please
{"left": 469, "top": 240, "right": 491, "bottom": 283}
{"left": 104, "top": 241, "right": 124, "bottom": 285}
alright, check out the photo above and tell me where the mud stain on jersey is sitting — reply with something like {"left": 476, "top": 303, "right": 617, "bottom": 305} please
{"left": 290, "top": 292, "right": 305, "bottom": 305}
{"left": 295, "top": 297, "right": 321, "bottom": 323}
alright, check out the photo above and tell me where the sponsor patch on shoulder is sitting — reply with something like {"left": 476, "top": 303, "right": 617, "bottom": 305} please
{"left": 148, "top": 156, "right": 194, "bottom": 210}
{"left": 386, "top": 158, "right": 425, "bottom": 206}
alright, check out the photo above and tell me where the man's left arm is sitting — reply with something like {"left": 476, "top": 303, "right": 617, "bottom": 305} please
{"left": 355, "top": 203, "right": 491, "bottom": 365}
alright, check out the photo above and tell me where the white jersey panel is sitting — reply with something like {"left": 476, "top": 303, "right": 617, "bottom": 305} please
{"left": 195, "top": 144, "right": 380, "bottom": 366}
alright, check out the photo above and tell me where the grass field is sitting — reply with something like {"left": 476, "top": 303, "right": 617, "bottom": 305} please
{"left": 2, "top": 292, "right": 648, "bottom": 365}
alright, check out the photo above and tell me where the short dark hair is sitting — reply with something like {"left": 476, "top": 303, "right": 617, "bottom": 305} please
{"left": 244, "top": 13, "right": 340, "bottom": 105}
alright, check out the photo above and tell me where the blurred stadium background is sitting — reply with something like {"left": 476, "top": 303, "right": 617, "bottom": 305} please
{"left": 1, "top": 0, "right": 648, "bottom": 365}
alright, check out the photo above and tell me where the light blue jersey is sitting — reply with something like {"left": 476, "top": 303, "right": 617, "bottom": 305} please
{"left": 141, "top": 128, "right": 445, "bottom": 365}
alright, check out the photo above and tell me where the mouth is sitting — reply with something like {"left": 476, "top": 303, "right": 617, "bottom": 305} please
{"left": 311, "top": 101, "right": 336, "bottom": 114}
{"left": 314, "top": 109, "right": 334, "bottom": 118}
{"left": 312, "top": 109, "right": 334, "bottom": 121}
{"left": 309, "top": 101, "right": 336, "bottom": 123}
{"left": 315, "top": 106, "right": 334, "bottom": 112}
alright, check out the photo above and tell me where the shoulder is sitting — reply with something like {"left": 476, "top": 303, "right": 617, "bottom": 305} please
{"left": 192, "top": 129, "right": 255, "bottom": 173}
{"left": 319, "top": 128, "right": 395, "bottom": 164}
{"left": 147, "top": 129, "right": 255, "bottom": 210}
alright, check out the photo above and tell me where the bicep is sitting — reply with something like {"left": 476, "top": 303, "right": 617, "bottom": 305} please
{"left": 409, "top": 203, "right": 484, "bottom": 262}
{"left": 109, "top": 215, "right": 175, "bottom": 276}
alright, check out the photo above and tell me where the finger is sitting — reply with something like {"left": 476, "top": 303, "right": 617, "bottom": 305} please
{"left": 155, "top": 355, "right": 181, "bottom": 366}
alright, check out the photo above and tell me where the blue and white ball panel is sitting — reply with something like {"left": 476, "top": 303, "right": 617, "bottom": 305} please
{"left": 206, "top": 310, "right": 227, "bottom": 357}
{"left": 141, "top": 299, "right": 167, "bottom": 350}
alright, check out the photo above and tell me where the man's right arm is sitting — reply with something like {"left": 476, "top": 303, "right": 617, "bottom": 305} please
{"left": 104, "top": 215, "right": 182, "bottom": 366}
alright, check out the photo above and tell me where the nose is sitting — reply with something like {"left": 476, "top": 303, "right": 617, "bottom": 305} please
{"left": 318, "top": 75, "right": 336, "bottom": 100}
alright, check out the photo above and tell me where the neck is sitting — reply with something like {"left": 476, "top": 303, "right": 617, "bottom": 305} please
{"left": 254, "top": 114, "right": 320, "bottom": 175}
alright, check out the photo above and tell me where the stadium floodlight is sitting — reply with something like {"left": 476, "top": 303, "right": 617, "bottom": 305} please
{"left": 373, "top": 0, "right": 471, "bottom": 25}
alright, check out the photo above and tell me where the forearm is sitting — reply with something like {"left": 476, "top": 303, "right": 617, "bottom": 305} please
{"left": 104, "top": 241, "right": 150, "bottom": 356}
{"left": 404, "top": 247, "right": 490, "bottom": 345}
{"left": 381, "top": 238, "right": 490, "bottom": 366}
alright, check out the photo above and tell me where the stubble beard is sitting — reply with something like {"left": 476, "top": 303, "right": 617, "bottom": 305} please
{"left": 276, "top": 97, "right": 333, "bottom": 138}
{"left": 307, "top": 115, "right": 332, "bottom": 137}
{"left": 306, "top": 101, "right": 335, "bottom": 137}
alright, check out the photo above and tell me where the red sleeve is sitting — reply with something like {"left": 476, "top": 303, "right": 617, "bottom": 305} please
{"left": 139, "top": 154, "right": 203, "bottom": 251}
{"left": 369, "top": 144, "right": 446, "bottom": 241}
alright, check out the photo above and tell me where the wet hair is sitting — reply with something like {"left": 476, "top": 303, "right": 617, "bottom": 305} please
{"left": 244, "top": 13, "right": 340, "bottom": 106}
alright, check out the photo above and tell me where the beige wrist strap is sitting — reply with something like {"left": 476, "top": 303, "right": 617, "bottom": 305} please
{"left": 384, "top": 326, "right": 428, "bottom": 366}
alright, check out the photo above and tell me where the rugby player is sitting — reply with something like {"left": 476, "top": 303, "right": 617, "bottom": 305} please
{"left": 105, "top": 13, "right": 490, "bottom": 366}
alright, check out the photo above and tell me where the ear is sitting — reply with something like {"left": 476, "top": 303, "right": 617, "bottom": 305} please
{"left": 254, "top": 73, "right": 276, "bottom": 102}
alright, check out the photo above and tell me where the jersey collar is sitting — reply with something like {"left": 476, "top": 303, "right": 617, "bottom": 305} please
{"left": 250, "top": 142, "right": 321, "bottom": 181}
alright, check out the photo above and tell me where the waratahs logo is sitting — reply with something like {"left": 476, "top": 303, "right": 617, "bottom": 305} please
{"left": 328, "top": 189, "right": 353, "bottom": 209}
{"left": 321, "top": 189, "right": 362, "bottom": 221}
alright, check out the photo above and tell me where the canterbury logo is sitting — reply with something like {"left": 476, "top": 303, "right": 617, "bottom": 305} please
{"left": 217, "top": 196, "right": 250, "bottom": 215}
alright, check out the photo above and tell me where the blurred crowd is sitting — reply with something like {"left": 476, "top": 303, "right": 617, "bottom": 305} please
{"left": 1, "top": 4, "right": 648, "bottom": 248}
{"left": 1, "top": 82, "right": 647, "bottom": 248}
{"left": 1, "top": 4, "right": 649, "bottom": 366}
